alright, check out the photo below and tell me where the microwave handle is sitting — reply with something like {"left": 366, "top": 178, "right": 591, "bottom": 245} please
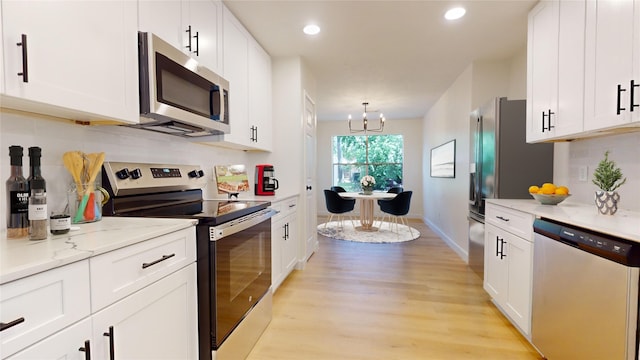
{"left": 210, "top": 85, "right": 224, "bottom": 121}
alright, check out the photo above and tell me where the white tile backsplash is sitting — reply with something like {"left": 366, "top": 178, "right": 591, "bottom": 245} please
{"left": 564, "top": 132, "right": 640, "bottom": 212}
{"left": 1, "top": 111, "right": 253, "bottom": 231}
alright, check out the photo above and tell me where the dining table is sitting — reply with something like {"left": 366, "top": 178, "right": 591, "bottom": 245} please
{"left": 338, "top": 192, "right": 397, "bottom": 231}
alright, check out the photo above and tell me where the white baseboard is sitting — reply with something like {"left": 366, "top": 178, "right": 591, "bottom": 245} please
{"left": 423, "top": 216, "right": 468, "bottom": 263}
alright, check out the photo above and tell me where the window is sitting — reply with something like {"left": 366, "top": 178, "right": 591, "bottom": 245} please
{"left": 332, "top": 135, "right": 404, "bottom": 192}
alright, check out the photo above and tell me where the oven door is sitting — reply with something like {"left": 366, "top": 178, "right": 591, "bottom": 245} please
{"left": 197, "top": 209, "right": 273, "bottom": 353}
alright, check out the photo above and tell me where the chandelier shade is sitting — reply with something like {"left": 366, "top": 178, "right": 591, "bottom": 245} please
{"left": 348, "top": 102, "right": 385, "bottom": 133}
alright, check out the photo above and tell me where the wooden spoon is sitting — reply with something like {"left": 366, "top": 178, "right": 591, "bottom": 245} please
{"left": 63, "top": 151, "right": 84, "bottom": 198}
{"left": 74, "top": 152, "right": 105, "bottom": 223}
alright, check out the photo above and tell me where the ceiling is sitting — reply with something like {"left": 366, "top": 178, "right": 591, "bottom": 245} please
{"left": 223, "top": 0, "right": 538, "bottom": 122}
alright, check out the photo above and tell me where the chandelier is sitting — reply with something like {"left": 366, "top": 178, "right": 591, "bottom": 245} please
{"left": 348, "top": 102, "right": 385, "bottom": 133}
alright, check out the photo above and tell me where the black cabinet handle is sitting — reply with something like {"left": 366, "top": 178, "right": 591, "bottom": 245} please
{"left": 547, "top": 110, "right": 555, "bottom": 130}
{"left": 541, "top": 111, "right": 547, "bottom": 132}
{"left": 500, "top": 239, "right": 506, "bottom": 259}
{"left": 1, "top": 317, "right": 25, "bottom": 331}
{"left": 283, "top": 223, "right": 287, "bottom": 240}
{"left": 617, "top": 84, "right": 627, "bottom": 115}
{"left": 17, "top": 34, "right": 28, "bottom": 82}
{"left": 496, "top": 216, "right": 510, "bottom": 222}
{"left": 103, "top": 326, "right": 115, "bottom": 360}
{"left": 142, "top": 253, "right": 175, "bottom": 269}
{"left": 185, "top": 26, "right": 192, "bottom": 52}
{"left": 193, "top": 31, "right": 199, "bottom": 56}
{"left": 79, "top": 340, "right": 91, "bottom": 360}
{"left": 631, "top": 80, "right": 639, "bottom": 112}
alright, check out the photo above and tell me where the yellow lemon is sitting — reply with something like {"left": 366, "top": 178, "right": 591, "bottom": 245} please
{"left": 555, "top": 186, "right": 569, "bottom": 195}
{"left": 540, "top": 186, "right": 555, "bottom": 195}
{"left": 528, "top": 185, "right": 540, "bottom": 194}
{"left": 541, "top": 183, "right": 557, "bottom": 192}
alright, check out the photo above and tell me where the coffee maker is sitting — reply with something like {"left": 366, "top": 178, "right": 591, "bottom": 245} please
{"left": 255, "top": 164, "right": 279, "bottom": 195}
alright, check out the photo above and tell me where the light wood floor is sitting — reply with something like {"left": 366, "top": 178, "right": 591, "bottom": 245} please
{"left": 247, "top": 219, "right": 543, "bottom": 360}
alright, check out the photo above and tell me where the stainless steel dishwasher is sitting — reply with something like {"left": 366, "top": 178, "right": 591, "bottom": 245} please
{"left": 532, "top": 218, "right": 640, "bottom": 360}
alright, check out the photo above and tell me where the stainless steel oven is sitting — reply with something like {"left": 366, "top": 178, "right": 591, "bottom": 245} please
{"left": 102, "top": 162, "right": 275, "bottom": 360}
{"left": 196, "top": 207, "right": 273, "bottom": 359}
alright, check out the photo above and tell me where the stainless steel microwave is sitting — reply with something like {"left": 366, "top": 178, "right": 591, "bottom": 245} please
{"left": 132, "top": 32, "right": 230, "bottom": 137}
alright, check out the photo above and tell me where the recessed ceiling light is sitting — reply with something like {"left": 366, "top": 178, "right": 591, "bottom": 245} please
{"left": 303, "top": 24, "right": 320, "bottom": 35}
{"left": 444, "top": 7, "right": 466, "bottom": 20}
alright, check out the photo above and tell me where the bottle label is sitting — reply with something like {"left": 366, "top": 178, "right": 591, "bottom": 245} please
{"left": 9, "top": 191, "right": 29, "bottom": 213}
{"left": 28, "top": 203, "right": 48, "bottom": 220}
{"left": 50, "top": 216, "right": 71, "bottom": 231}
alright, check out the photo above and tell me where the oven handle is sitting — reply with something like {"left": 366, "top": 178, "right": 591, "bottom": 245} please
{"left": 209, "top": 208, "right": 276, "bottom": 241}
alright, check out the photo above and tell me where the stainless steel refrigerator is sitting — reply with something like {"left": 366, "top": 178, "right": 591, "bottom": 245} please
{"left": 468, "top": 97, "right": 553, "bottom": 279}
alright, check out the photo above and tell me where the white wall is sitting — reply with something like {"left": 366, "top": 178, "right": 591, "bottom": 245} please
{"left": 316, "top": 118, "right": 424, "bottom": 219}
{"left": 0, "top": 110, "right": 274, "bottom": 231}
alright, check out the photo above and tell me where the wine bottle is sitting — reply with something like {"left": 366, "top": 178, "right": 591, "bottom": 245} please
{"left": 28, "top": 147, "right": 47, "bottom": 240}
{"left": 6, "top": 146, "right": 29, "bottom": 238}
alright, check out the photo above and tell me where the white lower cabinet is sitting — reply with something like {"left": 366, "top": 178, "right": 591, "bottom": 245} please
{"left": 0, "top": 227, "right": 197, "bottom": 360}
{"left": 91, "top": 263, "right": 198, "bottom": 360}
{"left": 271, "top": 197, "right": 298, "bottom": 291}
{"left": 484, "top": 204, "right": 534, "bottom": 337}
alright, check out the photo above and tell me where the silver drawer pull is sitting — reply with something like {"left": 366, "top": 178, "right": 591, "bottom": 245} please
{"left": 496, "top": 216, "right": 510, "bottom": 222}
{"left": 1, "top": 317, "right": 25, "bottom": 331}
{"left": 142, "top": 253, "right": 175, "bottom": 269}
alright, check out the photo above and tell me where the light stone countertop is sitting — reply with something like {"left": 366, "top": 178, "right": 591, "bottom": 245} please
{"left": 486, "top": 199, "right": 640, "bottom": 242}
{"left": 0, "top": 217, "right": 197, "bottom": 285}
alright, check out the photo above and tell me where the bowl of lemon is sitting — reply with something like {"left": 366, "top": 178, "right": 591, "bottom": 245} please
{"left": 529, "top": 183, "right": 571, "bottom": 205}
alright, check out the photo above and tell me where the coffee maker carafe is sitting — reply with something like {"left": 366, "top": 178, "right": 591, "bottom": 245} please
{"left": 255, "top": 164, "right": 279, "bottom": 195}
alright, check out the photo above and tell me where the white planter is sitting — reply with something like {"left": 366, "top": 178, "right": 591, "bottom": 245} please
{"left": 594, "top": 190, "right": 620, "bottom": 215}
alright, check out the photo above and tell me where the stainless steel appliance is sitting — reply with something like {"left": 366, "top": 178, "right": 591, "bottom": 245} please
{"left": 532, "top": 218, "right": 640, "bottom": 359}
{"left": 131, "top": 32, "right": 230, "bottom": 137}
{"left": 102, "top": 162, "right": 275, "bottom": 360}
{"left": 468, "top": 97, "right": 553, "bottom": 278}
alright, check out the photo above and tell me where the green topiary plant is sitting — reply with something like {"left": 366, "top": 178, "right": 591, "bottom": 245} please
{"left": 592, "top": 150, "right": 626, "bottom": 191}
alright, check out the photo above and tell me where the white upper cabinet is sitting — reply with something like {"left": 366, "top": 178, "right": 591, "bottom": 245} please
{"left": 138, "top": 0, "right": 223, "bottom": 75}
{"left": 1, "top": 0, "right": 139, "bottom": 124}
{"left": 527, "top": 0, "right": 586, "bottom": 142}
{"left": 584, "top": 0, "right": 640, "bottom": 131}
{"left": 211, "top": 5, "right": 272, "bottom": 151}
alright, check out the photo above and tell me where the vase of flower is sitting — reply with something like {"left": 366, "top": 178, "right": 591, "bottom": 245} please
{"left": 360, "top": 175, "right": 375, "bottom": 195}
{"left": 592, "top": 150, "right": 626, "bottom": 215}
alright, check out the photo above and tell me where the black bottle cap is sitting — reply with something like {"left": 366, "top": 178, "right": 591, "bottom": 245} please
{"left": 28, "top": 147, "right": 42, "bottom": 166}
{"left": 9, "top": 145, "right": 23, "bottom": 166}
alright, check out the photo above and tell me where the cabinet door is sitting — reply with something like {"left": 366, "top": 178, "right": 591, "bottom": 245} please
{"left": 504, "top": 234, "right": 533, "bottom": 336}
{"left": 248, "top": 40, "right": 273, "bottom": 151}
{"left": 222, "top": 6, "right": 250, "bottom": 148}
{"left": 282, "top": 213, "right": 298, "bottom": 275}
{"left": 527, "top": 1, "right": 559, "bottom": 142}
{"left": 584, "top": 0, "right": 640, "bottom": 130}
{"left": 1, "top": 1, "right": 139, "bottom": 124}
{"left": 91, "top": 264, "right": 198, "bottom": 360}
{"left": 138, "top": 0, "right": 184, "bottom": 51}
{"left": 6, "top": 318, "right": 92, "bottom": 360}
{"left": 187, "top": 0, "right": 223, "bottom": 74}
{"left": 483, "top": 224, "right": 508, "bottom": 302}
{"left": 527, "top": 0, "right": 585, "bottom": 143}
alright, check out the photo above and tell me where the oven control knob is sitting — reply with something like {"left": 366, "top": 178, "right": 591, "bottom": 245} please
{"left": 130, "top": 168, "right": 142, "bottom": 180}
{"left": 116, "top": 168, "right": 130, "bottom": 179}
{"left": 188, "top": 170, "right": 199, "bottom": 178}
{"left": 197, "top": 170, "right": 205, "bottom": 178}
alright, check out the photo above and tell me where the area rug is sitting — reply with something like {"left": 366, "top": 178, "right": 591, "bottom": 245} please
{"left": 317, "top": 221, "right": 420, "bottom": 243}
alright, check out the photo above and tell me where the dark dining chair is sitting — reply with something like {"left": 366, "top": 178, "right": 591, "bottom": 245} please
{"left": 323, "top": 189, "right": 356, "bottom": 229}
{"left": 377, "top": 186, "right": 403, "bottom": 206}
{"left": 377, "top": 190, "right": 413, "bottom": 235}
{"left": 331, "top": 186, "right": 347, "bottom": 193}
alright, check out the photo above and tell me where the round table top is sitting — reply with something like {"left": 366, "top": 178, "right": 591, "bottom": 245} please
{"left": 338, "top": 192, "right": 397, "bottom": 200}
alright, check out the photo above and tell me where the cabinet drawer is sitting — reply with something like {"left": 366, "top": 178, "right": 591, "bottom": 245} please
{"left": 270, "top": 197, "right": 298, "bottom": 221}
{"left": 486, "top": 204, "right": 534, "bottom": 240}
{"left": 0, "top": 260, "right": 90, "bottom": 358}
{"left": 89, "top": 227, "right": 196, "bottom": 312}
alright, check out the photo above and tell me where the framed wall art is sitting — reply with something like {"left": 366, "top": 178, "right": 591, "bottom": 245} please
{"left": 430, "top": 139, "right": 456, "bottom": 178}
